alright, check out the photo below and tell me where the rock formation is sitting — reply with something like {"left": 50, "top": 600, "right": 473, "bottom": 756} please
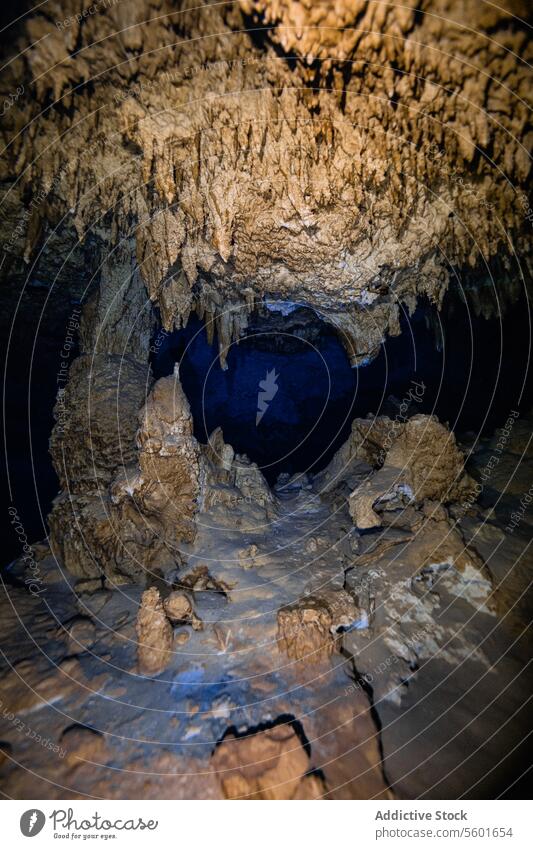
{"left": 163, "top": 591, "right": 202, "bottom": 631}
{"left": 211, "top": 722, "right": 326, "bottom": 800}
{"left": 202, "top": 426, "right": 274, "bottom": 512}
{"left": 136, "top": 587, "right": 174, "bottom": 676}
{"left": 4, "top": 0, "right": 531, "bottom": 590}
{"left": 277, "top": 588, "right": 363, "bottom": 662}
{"left": 49, "top": 353, "right": 150, "bottom": 495}
{"left": 338, "top": 413, "right": 477, "bottom": 529}
{"left": 1, "top": 1, "right": 530, "bottom": 365}
{"left": 112, "top": 371, "right": 201, "bottom": 545}
{"left": 50, "top": 370, "right": 201, "bottom": 583}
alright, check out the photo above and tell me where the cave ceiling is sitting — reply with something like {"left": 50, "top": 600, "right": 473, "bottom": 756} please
{"left": 0, "top": 0, "right": 531, "bottom": 362}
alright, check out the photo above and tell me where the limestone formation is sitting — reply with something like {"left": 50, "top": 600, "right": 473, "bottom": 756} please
{"left": 163, "top": 591, "right": 203, "bottom": 631}
{"left": 1, "top": 1, "right": 530, "bottom": 367}
{"left": 5, "top": 0, "right": 531, "bottom": 590}
{"left": 175, "top": 566, "right": 231, "bottom": 598}
{"left": 79, "top": 240, "right": 156, "bottom": 363}
{"left": 112, "top": 371, "right": 201, "bottom": 546}
{"left": 136, "top": 587, "right": 174, "bottom": 676}
{"left": 49, "top": 354, "right": 150, "bottom": 494}
{"left": 388, "top": 415, "right": 477, "bottom": 503}
{"left": 349, "top": 470, "right": 403, "bottom": 531}
{"left": 277, "top": 588, "right": 362, "bottom": 662}
{"left": 211, "top": 722, "right": 325, "bottom": 800}
{"left": 347, "top": 414, "right": 477, "bottom": 529}
{"left": 50, "top": 371, "right": 201, "bottom": 582}
{"left": 0, "top": 0, "right": 531, "bottom": 805}
{"left": 202, "top": 427, "right": 274, "bottom": 511}
{"left": 238, "top": 544, "right": 259, "bottom": 569}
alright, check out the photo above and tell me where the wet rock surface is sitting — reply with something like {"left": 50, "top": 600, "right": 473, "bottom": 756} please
{"left": 1, "top": 413, "right": 531, "bottom": 798}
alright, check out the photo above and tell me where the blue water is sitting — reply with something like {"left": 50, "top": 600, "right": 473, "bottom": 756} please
{"left": 152, "top": 314, "right": 374, "bottom": 482}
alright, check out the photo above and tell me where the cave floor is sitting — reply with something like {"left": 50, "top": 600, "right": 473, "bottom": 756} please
{"left": 0, "top": 438, "right": 532, "bottom": 799}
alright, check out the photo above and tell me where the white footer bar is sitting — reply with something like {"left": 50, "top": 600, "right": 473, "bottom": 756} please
{"left": 3, "top": 799, "right": 530, "bottom": 848}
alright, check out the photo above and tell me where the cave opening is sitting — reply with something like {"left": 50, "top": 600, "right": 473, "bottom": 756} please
{"left": 151, "top": 293, "right": 532, "bottom": 486}
{"left": 152, "top": 305, "right": 361, "bottom": 484}
{"left": 4, "top": 287, "right": 529, "bottom": 565}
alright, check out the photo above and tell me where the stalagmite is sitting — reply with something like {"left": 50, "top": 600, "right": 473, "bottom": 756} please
{"left": 136, "top": 588, "right": 174, "bottom": 676}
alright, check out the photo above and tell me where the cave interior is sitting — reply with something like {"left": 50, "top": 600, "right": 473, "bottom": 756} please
{"left": 0, "top": 0, "right": 532, "bottom": 804}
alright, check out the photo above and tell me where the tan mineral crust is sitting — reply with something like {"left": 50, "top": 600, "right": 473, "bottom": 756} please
{"left": 6, "top": 1, "right": 531, "bottom": 580}
{"left": 277, "top": 588, "right": 361, "bottom": 662}
{"left": 49, "top": 371, "right": 201, "bottom": 582}
{"left": 1, "top": 1, "right": 531, "bottom": 362}
{"left": 164, "top": 590, "right": 203, "bottom": 630}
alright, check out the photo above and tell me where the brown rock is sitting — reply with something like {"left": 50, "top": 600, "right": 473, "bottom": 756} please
{"left": 388, "top": 415, "right": 477, "bottom": 504}
{"left": 277, "top": 589, "right": 361, "bottom": 663}
{"left": 163, "top": 592, "right": 192, "bottom": 621}
{"left": 136, "top": 588, "right": 174, "bottom": 676}
{"left": 203, "top": 427, "right": 273, "bottom": 510}
{"left": 348, "top": 415, "right": 478, "bottom": 529}
{"left": 50, "top": 373, "right": 201, "bottom": 583}
{"left": 211, "top": 722, "right": 325, "bottom": 799}
{"left": 66, "top": 619, "right": 97, "bottom": 656}
{"left": 0, "top": 658, "right": 89, "bottom": 716}
{"left": 122, "top": 373, "right": 201, "bottom": 546}
{"left": 176, "top": 566, "right": 231, "bottom": 597}
{"left": 49, "top": 354, "right": 150, "bottom": 495}
{"left": 163, "top": 591, "right": 203, "bottom": 631}
{"left": 3, "top": 2, "right": 528, "bottom": 374}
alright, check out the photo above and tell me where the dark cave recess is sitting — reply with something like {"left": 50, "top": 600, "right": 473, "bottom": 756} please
{"left": 151, "top": 293, "right": 533, "bottom": 484}
{"left": 2, "top": 287, "right": 531, "bottom": 564}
